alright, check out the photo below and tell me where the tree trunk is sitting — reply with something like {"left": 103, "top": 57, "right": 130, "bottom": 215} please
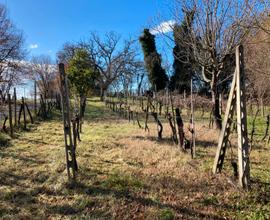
{"left": 212, "top": 89, "right": 222, "bottom": 130}
{"left": 211, "top": 74, "right": 222, "bottom": 130}
{"left": 79, "top": 95, "right": 86, "bottom": 119}
{"left": 260, "top": 97, "right": 264, "bottom": 117}
{"left": 100, "top": 87, "right": 105, "bottom": 101}
{"left": 137, "top": 74, "right": 144, "bottom": 96}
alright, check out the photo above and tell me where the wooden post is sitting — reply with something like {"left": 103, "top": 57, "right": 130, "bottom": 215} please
{"left": 190, "top": 78, "right": 196, "bottom": 158}
{"left": 212, "top": 45, "right": 250, "bottom": 189}
{"left": 170, "top": 92, "right": 177, "bottom": 134}
{"left": 22, "top": 97, "right": 26, "bottom": 130}
{"left": 40, "top": 94, "right": 46, "bottom": 119}
{"left": 59, "top": 63, "right": 77, "bottom": 181}
{"left": 236, "top": 45, "right": 250, "bottom": 189}
{"left": 25, "top": 103, "right": 34, "bottom": 124}
{"left": 18, "top": 103, "right": 23, "bottom": 125}
{"left": 8, "top": 94, "right": 13, "bottom": 137}
{"left": 34, "top": 81, "right": 37, "bottom": 116}
{"left": 14, "top": 88, "right": 17, "bottom": 127}
{"left": 213, "top": 71, "right": 237, "bottom": 174}
{"left": 72, "top": 119, "right": 78, "bottom": 171}
{"left": 144, "top": 96, "right": 150, "bottom": 132}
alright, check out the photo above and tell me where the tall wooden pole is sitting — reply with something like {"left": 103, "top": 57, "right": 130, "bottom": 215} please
{"left": 191, "top": 78, "right": 196, "bottom": 158}
{"left": 22, "top": 97, "right": 27, "bottom": 130}
{"left": 212, "top": 45, "right": 250, "bottom": 189}
{"left": 34, "top": 81, "right": 37, "bottom": 116}
{"left": 59, "top": 63, "right": 77, "bottom": 181}
{"left": 236, "top": 45, "right": 250, "bottom": 189}
{"left": 14, "top": 88, "right": 17, "bottom": 127}
{"left": 213, "top": 71, "right": 237, "bottom": 174}
{"left": 8, "top": 94, "right": 13, "bottom": 137}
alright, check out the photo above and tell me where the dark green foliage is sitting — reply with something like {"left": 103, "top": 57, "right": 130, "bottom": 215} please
{"left": 139, "top": 29, "right": 168, "bottom": 91}
{"left": 218, "top": 53, "right": 235, "bottom": 94}
{"left": 169, "top": 10, "right": 195, "bottom": 93}
{"left": 67, "top": 48, "right": 99, "bottom": 97}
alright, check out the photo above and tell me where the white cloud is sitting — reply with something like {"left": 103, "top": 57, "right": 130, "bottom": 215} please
{"left": 150, "top": 20, "right": 176, "bottom": 35}
{"left": 29, "top": 44, "right": 38, "bottom": 49}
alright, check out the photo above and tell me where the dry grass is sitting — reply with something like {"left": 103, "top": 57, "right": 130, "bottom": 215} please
{"left": 0, "top": 98, "right": 269, "bottom": 219}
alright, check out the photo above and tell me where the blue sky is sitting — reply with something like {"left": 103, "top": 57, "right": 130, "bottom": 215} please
{"left": 0, "top": 0, "right": 173, "bottom": 61}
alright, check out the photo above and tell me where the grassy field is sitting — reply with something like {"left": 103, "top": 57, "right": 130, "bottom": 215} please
{"left": 0, "top": 98, "right": 269, "bottom": 219}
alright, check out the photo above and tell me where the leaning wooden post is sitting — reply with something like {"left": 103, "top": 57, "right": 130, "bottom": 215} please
{"left": 236, "top": 45, "right": 250, "bottom": 189}
{"left": 13, "top": 88, "right": 17, "bottom": 127}
{"left": 212, "top": 45, "right": 250, "bottom": 189}
{"left": 212, "top": 71, "right": 237, "bottom": 174}
{"left": 8, "top": 94, "right": 13, "bottom": 137}
{"left": 22, "top": 97, "right": 27, "bottom": 130}
{"left": 34, "top": 81, "right": 37, "bottom": 116}
{"left": 25, "top": 103, "right": 34, "bottom": 124}
{"left": 59, "top": 63, "right": 77, "bottom": 181}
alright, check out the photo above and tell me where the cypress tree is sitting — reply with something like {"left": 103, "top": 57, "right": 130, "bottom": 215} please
{"left": 139, "top": 29, "right": 168, "bottom": 92}
{"left": 169, "top": 10, "right": 195, "bottom": 93}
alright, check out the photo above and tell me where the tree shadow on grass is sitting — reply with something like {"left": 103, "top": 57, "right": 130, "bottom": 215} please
{"left": 0, "top": 171, "right": 28, "bottom": 187}
{"left": 132, "top": 135, "right": 175, "bottom": 146}
{"left": 0, "top": 151, "right": 46, "bottom": 165}
{"left": 66, "top": 177, "right": 227, "bottom": 220}
{"left": 84, "top": 103, "right": 118, "bottom": 121}
{"left": 18, "top": 136, "right": 48, "bottom": 145}
{"left": 195, "top": 139, "right": 216, "bottom": 148}
{"left": 250, "top": 179, "right": 270, "bottom": 204}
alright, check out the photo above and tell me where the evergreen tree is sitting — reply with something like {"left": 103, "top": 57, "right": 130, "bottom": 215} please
{"left": 67, "top": 48, "right": 99, "bottom": 118}
{"left": 169, "top": 10, "right": 195, "bottom": 93}
{"left": 139, "top": 29, "right": 168, "bottom": 92}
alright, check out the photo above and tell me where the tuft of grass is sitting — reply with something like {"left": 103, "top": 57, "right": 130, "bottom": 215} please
{"left": 159, "top": 208, "right": 175, "bottom": 220}
{"left": 0, "top": 132, "right": 11, "bottom": 147}
{"left": 101, "top": 171, "right": 143, "bottom": 192}
{"left": 201, "top": 195, "right": 219, "bottom": 206}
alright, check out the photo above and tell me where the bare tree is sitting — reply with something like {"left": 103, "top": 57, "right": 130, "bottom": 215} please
{"left": 57, "top": 42, "right": 78, "bottom": 64}
{"left": 245, "top": 0, "right": 270, "bottom": 34}
{"left": 0, "top": 4, "right": 26, "bottom": 101}
{"left": 136, "top": 66, "right": 147, "bottom": 96}
{"left": 170, "top": 0, "right": 256, "bottom": 129}
{"left": 245, "top": 26, "right": 270, "bottom": 115}
{"left": 0, "top": 62, "right": 25, "bottom": 101}
{"left": 82, "top": 32, "right": 141, "bottom": 100}
{"left": 27, "top": 55, "right": 57, "bottom": 99}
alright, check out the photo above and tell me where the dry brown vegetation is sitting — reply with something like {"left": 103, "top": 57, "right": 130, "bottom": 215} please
{"left": 0, "top": 98, "right": 269, "bottom": 219}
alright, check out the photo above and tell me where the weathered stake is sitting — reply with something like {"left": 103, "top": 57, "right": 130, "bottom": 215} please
{"left": 8, "top": 94, "right": 13, "bottom": 137}
{"left": 14, "top": 88, "right": 17, "bottom": 127}
{"left": 22, "top": 97, "right": 27, "bottom": 130}
{"left": 236, "top": 45, "right": 250, "bottom": 189}
{"left": 213, "top": 45, "right": 250, "bottom": 189}
{"left": 190, "top": 78, "right": 196, "bottom": 158}
{"left": 34, "top": 81, "right": 37, "bottom": 116}
{"left": 59, "top": 63, "right": 77, "bottom": 181}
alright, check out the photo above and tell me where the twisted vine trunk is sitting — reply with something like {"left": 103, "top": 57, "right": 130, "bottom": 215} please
{"left": 79, "top": 95, "right": 86, "bottom": 132}
{"left": 152, "top": 112, "right": 163, "bottom": 139}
